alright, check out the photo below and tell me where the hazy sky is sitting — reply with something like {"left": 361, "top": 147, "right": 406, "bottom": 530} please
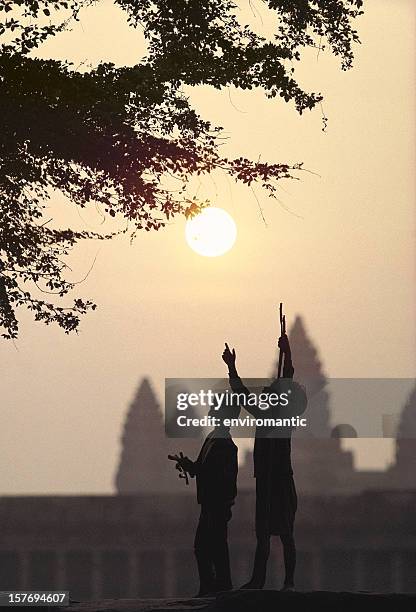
{"left": 0, "top": 0, "right": 414, "bottom": 494}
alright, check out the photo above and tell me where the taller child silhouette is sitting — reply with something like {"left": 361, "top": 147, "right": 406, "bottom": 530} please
{"left": 222, "top": 334, "right": 298, "bottom": 591}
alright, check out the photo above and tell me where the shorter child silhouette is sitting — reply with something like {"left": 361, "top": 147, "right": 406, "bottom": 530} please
{"left": 170, "top": 402, "right": 239, "bottom": 597}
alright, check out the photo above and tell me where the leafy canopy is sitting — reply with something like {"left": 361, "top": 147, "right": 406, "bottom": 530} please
{"left": 0, "top": 0, "right": 363, "bottom": 338}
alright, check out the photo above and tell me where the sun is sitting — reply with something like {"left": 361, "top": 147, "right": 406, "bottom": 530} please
{"left": 185, "top": 207, "right": 237, "bottom": 257}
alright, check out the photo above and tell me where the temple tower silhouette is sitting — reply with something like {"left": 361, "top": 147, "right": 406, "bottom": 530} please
{"left": 115, "top": 377, "right": 170, "bottom": 493}
{"left": 287, "top": 316, "right": 356, "bottom": 493}
{"left": 286, "top": 315, "right": 331, "bottom": 437}
{"left": 115, "top": 377, "right": 198, "bottom": 493}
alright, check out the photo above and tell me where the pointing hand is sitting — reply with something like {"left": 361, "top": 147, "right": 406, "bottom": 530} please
{"left": 222, "top": 342, "right": 236, "bottom": 367}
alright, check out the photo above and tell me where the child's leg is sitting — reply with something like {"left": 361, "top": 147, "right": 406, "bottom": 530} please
{"left": 280, "top": 531, "right": 296, "bottom": 588}
{"left": 211, "top": 509, "right": 232, "bottom": 591}
{"left": 194, "top": 510, "right": 215, "bottom": 595}
{"left": 242, "top": 533, "right": 271, "bottom": 589}
{"left": 242, "top": 474, "right": 271, "bottom": 589}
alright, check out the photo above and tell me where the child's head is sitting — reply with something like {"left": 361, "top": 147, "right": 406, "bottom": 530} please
{"left": 208, "top": 400, "right": 240, "bottom": 430}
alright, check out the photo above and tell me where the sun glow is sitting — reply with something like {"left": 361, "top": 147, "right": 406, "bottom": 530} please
{"left": 185, "top": 207, "right": 237, "bottom": 257}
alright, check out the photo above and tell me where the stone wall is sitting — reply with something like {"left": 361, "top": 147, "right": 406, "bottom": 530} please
{"left": 0, "top": 490, "right": 415, "bottom": 599}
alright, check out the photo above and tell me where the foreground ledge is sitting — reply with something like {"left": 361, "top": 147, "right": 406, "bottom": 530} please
{"left": 64, "top": 590, "right": 416, "bottom": 612}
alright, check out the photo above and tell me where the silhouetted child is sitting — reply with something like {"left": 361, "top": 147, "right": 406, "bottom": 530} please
{"left": 170, "top": 402, "right": 239, "bottom": 596}
{"left": 222, "top": 334, "right": 299, "bottom": 591}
